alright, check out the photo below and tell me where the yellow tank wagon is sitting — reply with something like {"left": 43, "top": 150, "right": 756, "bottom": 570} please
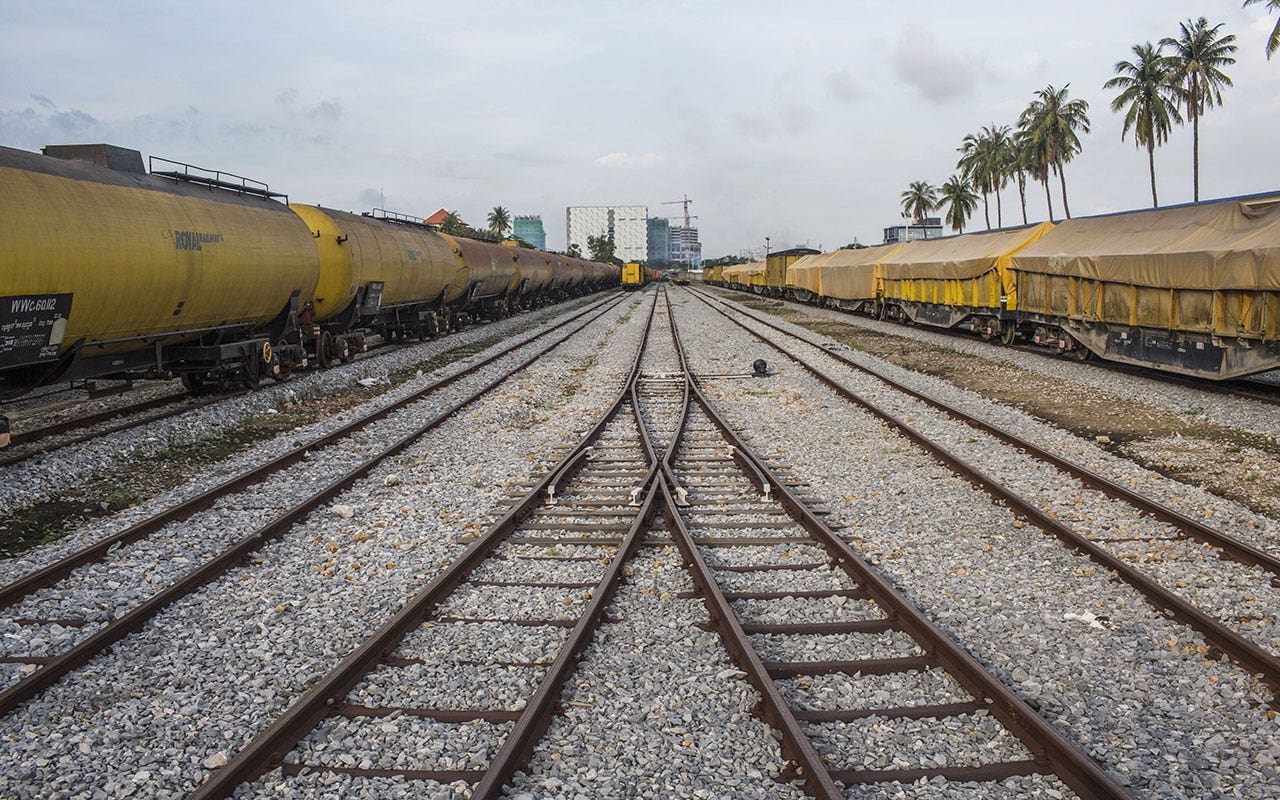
{"left": 512, "top": 248, "right": 554, "bottom": 299}
{"left": 438, "top": 235, "right": 520, "bottom": 320}
{"left": 287, "top": 205, "right": 464, "bottom": 359}
{"left": 0, "top": 144, "right": 318, "bottom": 395}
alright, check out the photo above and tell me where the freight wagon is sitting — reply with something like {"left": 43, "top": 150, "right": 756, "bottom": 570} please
{"left": 0, "top": 142, "right": 619, "bottom": 444}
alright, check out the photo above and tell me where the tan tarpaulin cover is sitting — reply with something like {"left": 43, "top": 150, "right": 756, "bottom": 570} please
{"left": 878, "top": 222, "right": 1055, "bottom": 283}
{"left": 1012, "top": 195, "right": 1280, "bottom": 290}
{"left": 724, "top": 260, "right": 764, "bottom": 283}
{"left": 785, "top": 253, "right": 833, "bottom": 293}
{"left": 818, "top": 243, "right": 911, "bottom": 300}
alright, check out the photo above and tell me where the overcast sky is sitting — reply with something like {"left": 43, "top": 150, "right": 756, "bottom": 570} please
{"left": 2, "top": 1, "right": 1277, "bottom": 255}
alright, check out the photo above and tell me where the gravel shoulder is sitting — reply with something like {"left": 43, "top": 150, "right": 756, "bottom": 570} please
{"left": 0, "top": 294, "right": 609, "bottom": 556}
{"left": 718, "top": 289, "right": 1280, "bottom": 521}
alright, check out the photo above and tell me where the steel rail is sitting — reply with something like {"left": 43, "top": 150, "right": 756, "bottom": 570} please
{"left": 687, "top": 287, "right": 1280, "bottom": 690}
{"left": 6, "top": 391, "right": 190, "bottom": 447}
{"left": 187, "top": 290, "right": 662, "bottom": 799}
{"left": 690, "top": 287, "right": 1280, "bottom": 577}
{"left": 726, "top": 286, "right": 1280, "bottom": 407}
{"left": 0, "top": 292, "right": 631, "bottom": 718}
{"left": 660, "top": 289, "right": 1133, "bottom": 799}
{"left": 0, "top": 391, "right": 252, "bottom": 468}
{"left": 0, "top": 293, "right": 624, "bottom": 612}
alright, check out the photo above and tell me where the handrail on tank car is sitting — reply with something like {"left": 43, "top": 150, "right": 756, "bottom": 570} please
{"left": 365, "top": 208, "right": 430, "bottom": 226}
{"left": 148, "top": 156, "right": 287, "bottom": 204}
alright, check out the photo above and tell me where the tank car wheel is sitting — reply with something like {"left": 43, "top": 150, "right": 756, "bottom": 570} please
{"left": 1000, "top": 321, "right": 1017, "bottom": 346}
{"left": 1072, "top": 346, "right": 1092, "bottom": 362}
{"left": 318, "top": 332, "right": 335, "bottom": 369}
{"left": 181, "top": 372, "right": 214, "bottom": 396}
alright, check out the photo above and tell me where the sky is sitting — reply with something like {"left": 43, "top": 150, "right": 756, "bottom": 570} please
{"left": 2, "top": 0, "right": 1277, "bottom": 256}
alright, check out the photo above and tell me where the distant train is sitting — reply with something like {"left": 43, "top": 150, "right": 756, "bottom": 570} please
{"left": 0, "top": 143, "right": 619, "bottom": 444}
{"left": 707, "top": 195, "right": 1280, "bottom": 380}
{"left": 621, "top": 262, "right": 652, "bottom": 290}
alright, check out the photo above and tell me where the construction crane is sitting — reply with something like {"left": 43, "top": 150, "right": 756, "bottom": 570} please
{"left": 662, "top": 194, "right": 696, "bottom": 229}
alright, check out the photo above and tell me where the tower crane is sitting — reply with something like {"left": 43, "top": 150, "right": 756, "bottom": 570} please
{"left": 662, "top": 194, "right": 696, "bottom": 229}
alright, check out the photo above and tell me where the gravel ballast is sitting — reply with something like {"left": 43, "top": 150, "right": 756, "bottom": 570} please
{"left": 674, "top": 287, "right": 1280, "bottom": 799}
{"left": 0, "top": 293, "right": 648, "bottom": 799}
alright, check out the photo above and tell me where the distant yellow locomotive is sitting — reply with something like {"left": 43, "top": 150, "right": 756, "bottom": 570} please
{"left": 621, "top": 261, "right": 648, "bottom": 290}
{"left": 0, "top": 142, "right": 619, "bottom": 439}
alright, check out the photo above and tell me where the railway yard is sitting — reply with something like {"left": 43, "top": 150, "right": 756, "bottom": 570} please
{"left": 0, "top": 285, "right": 1274, "bottom": 799}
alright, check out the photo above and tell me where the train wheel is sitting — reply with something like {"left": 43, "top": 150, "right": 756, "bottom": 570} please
{"left": 1000, "top": 321, "right": 1017, "bottom": 346}
{"left": 318, "top": 332, "right": 335, "bottom": 369}
{"left": 182, "top": 372, "right": 214, "bottom": 396}
{"left": 1073, "top": 346, "right": 1092, "bottom": 362}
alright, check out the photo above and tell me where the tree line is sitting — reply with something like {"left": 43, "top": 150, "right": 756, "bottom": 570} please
{"left": 900, "top": 7, "right": 1274, "bottom": 236}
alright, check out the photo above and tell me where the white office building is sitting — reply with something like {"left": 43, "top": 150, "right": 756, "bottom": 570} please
{"left": 670, "top": 225, "right": 702, "bottom": 268}
{"left": 566, "top": 205, "right": 648, "bottom": 263}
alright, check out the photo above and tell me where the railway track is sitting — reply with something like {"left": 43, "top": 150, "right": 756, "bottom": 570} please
{"left": 689, "top": 286, "right": 1280, "bottom": 691}
{"left": 659, "top": 288, "right": 1128, "bottom": 798}
{"left": 0, "top": 318, "right": 513, "bottom": 468}
{"left": 187, "top": 286, "right": 1127, "bottom": 798}
{"left": 185, "top": 287, "right": 664, "bottom": 798}
{"left": 734, "top": 289, "right": 1280, "bottom": 407}
{"left": 0, "top": 292, "right": 629, "bottom": 715}
{"left": 0, "top": 390, "right": 243, "bottom": 468}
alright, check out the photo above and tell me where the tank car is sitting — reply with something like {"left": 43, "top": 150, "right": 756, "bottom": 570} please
{"left": 0, "top": 141, "right": 619, "bottom": 445}
{"left": 0, "top": 143, "right": 318, "bottom": 401}
{"left": 287, "top": 205, "right": 466, "bottom": 364}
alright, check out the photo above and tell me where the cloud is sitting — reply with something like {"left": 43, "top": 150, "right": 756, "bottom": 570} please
{"left": 30, "top": 94, "right": 56, "bottom": 110}
{"left": 729, "top": 111, "right": 774, "bottom": 139}
{"left": 358, "top": 187, "right": 384, "bottom": 208}
{"left": 276, "top": 88, "right": 299, "bottom": 109}
{"left": 777, "top": 92, "right": 814, "bottom": 135}
{"left": 307, "top": 98, "right": 343, "bottom": 122}
{"left": 0, "top": 104, "right": 102, "bottom": 150}
{"left": 889, "top": 25, "right": 977, "bottom": 102}
{"left": 591, "top": 151, "right": 665, "bottom": 167}
{"left": 824, "top": 70, "right": 861, "bottom": 103}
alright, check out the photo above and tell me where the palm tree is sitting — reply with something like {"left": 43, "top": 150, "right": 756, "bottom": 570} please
{"left": 1019, "top": 84, "right": 1091, "bottom": 219}
{"left": 983, "top": 124, "right": 1013, "bottom": 228}
{"left": 1243, "top": 0, "right": 1280, "bottom": 59}
{"left": 1008, "top": 133, "right": 1031, "bottom": 225}
{"left": 487, "top": 206, "right": 512, "bottom": 238}
{"left": 1162, "top": 18, "right": 1238, "bottom": 201}
{"left": 957, "top": 133, "right": 992, "bottom": 230}
{"left": 1017, "top": 121, "right": 1054, "bottom": 221}
{"left": 900, "top": 181, "right": 939, "bottom": 231}
{"left": 938, "top": 176, "right": 979, "bottom": 234}
{"left": 1105, "top": 42, "right": 1184, "bottom": 208}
